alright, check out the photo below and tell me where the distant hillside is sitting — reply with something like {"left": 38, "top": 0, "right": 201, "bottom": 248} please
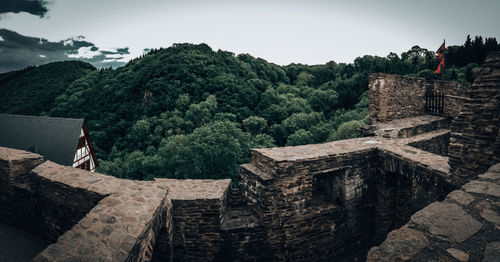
{"left": 1, "top": 36, "right": 497, "bottom": 181}
{"left": 0, "top": 61, "right": 95, "bottom": 115}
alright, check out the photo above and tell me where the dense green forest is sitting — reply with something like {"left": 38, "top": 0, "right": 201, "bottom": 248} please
{"left": 1, "top": 35, "right": 498, "bottom": 181}
{"left": 0, "top": 61, "right": 95, "bottom": 115}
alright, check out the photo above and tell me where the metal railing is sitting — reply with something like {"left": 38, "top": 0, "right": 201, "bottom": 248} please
{"left": 425, "top": 91, "right": 444, "bottom": 114}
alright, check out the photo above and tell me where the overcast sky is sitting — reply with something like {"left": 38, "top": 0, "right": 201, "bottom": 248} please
{"left": 1, "top": 0, "right": 499, "bottom": 72}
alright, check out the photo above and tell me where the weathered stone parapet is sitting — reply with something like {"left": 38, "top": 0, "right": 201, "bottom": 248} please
{"left": 1, "top": 146, "right": 246, "bottom": 262}
{"left": 154, "top": 179, "right": 231, "bottom": 262}
{"left": 26, "top": 161, "right": 134, "bottom": 241}
{"left": 365, "top": 115, "right": 448, "bottom": 139}
{"left": 0, "top": 146, "right": 176, "bottom": 262}
{"left": 32, "top": 160, "right": 126, "bottom": 196}
{"left": 0, "top": 116, "right": 465, "bottom": 262}
{"left": 368, "top": 73, "right": 469, "bottom": 123}
{"left": 218, "top": 207, "right": 272, "bottom": 261}
{"left": 252, "top": 137, "right": 383, "bottom": 163}
{"left": 0, "top": 147, "right": 46, "bottom": 240}
{"left": 239, "top": 132, "right": 457, "bottom": 261}
{"left": 378, "top": 143, "right": 450, "bottom": 179}
{"left": 241, "top": 139, "right": 383, "bottom": 260}
{"left": 374, "top": 145, "right": 456, "bottom": 235}
{"left": 239, "top": 163, "right": 274, "bottom": 219}
{"left": 0, "top": 147, "right": 44, "bottom": 187}
{"left": 33, "top": 182, "right": 169, "bottom": 262}
{"left": 367, "top": 163, "right": 500, "bottom": 262}
{"left": 405, "top": 130, "right": 450, "bottom": 156}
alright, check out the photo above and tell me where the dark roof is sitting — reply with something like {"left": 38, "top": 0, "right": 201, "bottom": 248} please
{"left": 0, "top": 114, "right": 84, "bottom": 166}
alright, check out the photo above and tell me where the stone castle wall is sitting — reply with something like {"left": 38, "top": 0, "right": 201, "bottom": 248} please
{"left": 365, "top": 52, "right": 500, "bottom": 261}
{"left": 407, "top": 131, "right": 450, "bottom": 156}
{"left": 240, "top": 130, "right": 456, "bottom": 261}
{"left": 449, "top": 51, "right": 500, "bottom": 184}
{"left": 0, "top": 149, "right": 171, "bottom": 262}
{"left": 0, "top": 147, "right": 237, "bottom": 262}
{"left": 0, "top": 150, "right": 107, "bottom": 242}
{"left": 369, "top": 73, "right": 469, "bottom": 122}
{"left": 241, "top": 145, "right": 380, "bottom": 260}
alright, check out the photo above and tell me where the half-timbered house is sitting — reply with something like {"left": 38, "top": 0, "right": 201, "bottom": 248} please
{"left": 0, "top": 114, "right": 99, "bottom": 171}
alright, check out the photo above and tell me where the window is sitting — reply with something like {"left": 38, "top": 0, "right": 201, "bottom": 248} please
{"left": 73, "top": 128, "right": 96, "bottom": 172}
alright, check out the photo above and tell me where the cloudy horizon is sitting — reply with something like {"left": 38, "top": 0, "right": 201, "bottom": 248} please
{"left": 1, "top": 0, "right": 499, "bottom": 72}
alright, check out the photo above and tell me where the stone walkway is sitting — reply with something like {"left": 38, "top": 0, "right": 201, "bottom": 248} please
{"left": 367, "top": 163, "right": 500, "bottom": 261}
{"left": 367, "top": 115, "right": 448, "bottom": 138}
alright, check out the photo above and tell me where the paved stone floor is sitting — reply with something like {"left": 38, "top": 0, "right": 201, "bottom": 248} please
{"left": 367, "top": 163, "right": 500, "bottom": 261}
{"left": 0, "top": 222, "right": 49, "bottom": 262}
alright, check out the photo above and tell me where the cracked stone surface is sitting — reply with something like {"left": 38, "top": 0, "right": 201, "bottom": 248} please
{"left": 463, "top": 180, "right": 500, "bottom": 197}
{"left": 411, "top": 202, "right": 482, "bottom": 242}
{"left": 446, "top": 248, "right": 469, "bottom": 262}
{"left": 155, "top": 178, "right": 231, "bottom": 200}
{"left": 479, "top": 170, "right": 500, "bottom": 182}
{"left": 369, "top": 164, "right": 500, "bottom": 261}
{"left": 447, "top": 190, "right": 475, "bottom": 206}
{"left": 366, "top": 226, "right": 429, "bottom": 262}
{"left": 474, "top": 202, "right": 500, "bottom": 226}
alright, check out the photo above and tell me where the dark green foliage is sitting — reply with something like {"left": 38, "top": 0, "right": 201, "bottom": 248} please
{"left": 446, "top": 35, "right": 500, "bottom": 67}
{"left": 2, "top": 36, "right": 496, "bottom": 181}
{"left": 328, "top": 120, "right": 364, "bottom": 141}
{"left": 0, "top": 61, "right": 95, "bottom": 115}
{"left": 242, "top": 116, "right": 268, "bottom": 135}
{"left": 286, "top": 129, "right": 315, "bottom": 146}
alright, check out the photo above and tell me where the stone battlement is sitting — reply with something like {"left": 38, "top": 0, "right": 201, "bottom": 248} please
{"left": 0, "top": 115, "right": 458, "bottom": 261}
{"left": 0, "top": 147, "right": 234, "bottom": 262}
{"left": 369, "top": 73, "right": 469, "bottom": 122}
{"left": 1, "top": 52, "right": 499, "bottom": 261}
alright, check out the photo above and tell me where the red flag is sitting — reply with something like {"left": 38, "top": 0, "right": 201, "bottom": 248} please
{"left": 434, "top": 40, "right": 445, "bottom": 74}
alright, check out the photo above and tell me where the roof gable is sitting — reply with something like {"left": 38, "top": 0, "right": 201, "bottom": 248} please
{"left": 0, "top": 114, "right": 84, "bottom": 166}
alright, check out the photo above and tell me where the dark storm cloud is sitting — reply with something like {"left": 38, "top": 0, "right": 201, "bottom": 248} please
{"left": 0, "top": 29, "right": 129, "bottom": 72}
{"left": 0, "top": 0, "right": 49, "bottom": 18}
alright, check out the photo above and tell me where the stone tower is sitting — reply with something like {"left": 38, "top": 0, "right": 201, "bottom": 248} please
{"left": 449, "top": 51, "right": 500, "bottom": 185}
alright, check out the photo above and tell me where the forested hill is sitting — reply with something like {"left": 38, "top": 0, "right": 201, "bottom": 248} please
{"left": 1, "top": 36, "right": 498, "bottom": 181}
{"left": 47, "top": 43, "right": 372, "bottom": 180}
{"left": 0, "top": 61, "right": 95, "bottom": 115}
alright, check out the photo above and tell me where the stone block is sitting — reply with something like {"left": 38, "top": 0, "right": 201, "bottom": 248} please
{"left": 411, "top": 202, "right": 482, "bottom": 242}
{"left": 366, "top": 226, "right": 429, "bottom": 262}
{"left": 463, "top": 180, "right": 500, "bottom": 197}
{"left": 447, "top": 190, "right": 475, "bottom": 206}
